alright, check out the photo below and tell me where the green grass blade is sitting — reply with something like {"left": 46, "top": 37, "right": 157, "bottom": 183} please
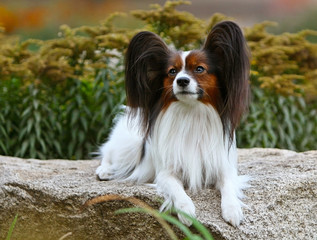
{"left": 115, "top": 207, "right": 147, "bottom": 215}
{"left": 174, "top": 210, "right": 214, "bottom": 240}
{"left": 160, "top": 212, "right": 202, "bottom": 240}
{"left": 6, "top": 214, "right": 18, "bottom": 240}
{"left": 116, "top": 207, "right": 213, "bottom": 240}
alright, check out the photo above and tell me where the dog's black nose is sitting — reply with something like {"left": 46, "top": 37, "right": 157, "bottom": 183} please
{"left": 177, "top": 77, "right": 190, "bottom": 87}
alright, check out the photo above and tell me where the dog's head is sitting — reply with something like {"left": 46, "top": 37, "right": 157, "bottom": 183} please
{"left": 125, "top": 21, "right": 250, "bottom": 140}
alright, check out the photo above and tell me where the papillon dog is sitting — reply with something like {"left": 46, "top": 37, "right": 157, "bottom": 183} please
{"left": 96, "top": 21, "right": 250, "bottom": 227}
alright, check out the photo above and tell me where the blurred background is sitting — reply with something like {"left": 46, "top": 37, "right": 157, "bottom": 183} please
{"left": 1, "top": 0, "right": 317, "bottom": 159}
{"left": 1, "top": 0, "right": 317, "bottom": 40}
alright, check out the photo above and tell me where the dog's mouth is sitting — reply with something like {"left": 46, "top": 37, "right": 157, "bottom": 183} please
{"left": 176, "top": 91, "right": 196, "bottom": 95}
{"left": 174, "top": 91, "right": 199, "bottom": 102}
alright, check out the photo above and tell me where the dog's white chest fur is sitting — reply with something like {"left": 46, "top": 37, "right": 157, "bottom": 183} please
{"left": 151, "top": 101, "right": 227, "bottom": 191}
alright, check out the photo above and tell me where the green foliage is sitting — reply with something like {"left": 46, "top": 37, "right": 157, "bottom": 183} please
{"left": 0, "top": 63, "right": 125, "bottom": 159}
{"left": 245, "top": 21, "right": 317, "bottom": 99}
{"left": 237, "top": 85, "right": 317, "bottom": 151}
{"left": 132, "top": 1, "right": 204, "bottom": 49}
{"left": 83, "top": 194, "right": 213, "bottom": 240}
{"left": 117, "top": 207, "right": 214, "bottom": 240}
{"left": 0, "top": 1, "right": 317, "bottom": 159}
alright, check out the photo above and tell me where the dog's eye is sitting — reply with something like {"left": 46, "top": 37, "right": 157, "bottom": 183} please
{"left": 168, "top": 68, "right": 177, "bottom": 76}
{"left": 195, "top": 66, "right": 205, "bottom": 73}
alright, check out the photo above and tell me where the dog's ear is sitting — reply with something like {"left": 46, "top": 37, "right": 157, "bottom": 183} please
{"left": 203, "top": 21, "right": 250, "bottom": 141}
{"left": 125, "top": 31, "right": 171, "bottom": 134}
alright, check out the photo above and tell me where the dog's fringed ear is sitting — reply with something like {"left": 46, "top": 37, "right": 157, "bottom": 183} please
{"left": 125, "top": 31, "right": 171, "bottom": 134}
{"left": 203, "top": 21, "right": 250, "bottom": 141}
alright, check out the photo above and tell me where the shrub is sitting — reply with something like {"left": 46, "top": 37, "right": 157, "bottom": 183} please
{"left": 0, "top": 1, "right": 317, "bottom": 159}
{"left": 0, "top": 66, "right": 125, "bottom": 159}
{"left": 245, "top": 21, "right": 317, "bottom": 100}
{"left": 237, "top": 85, "right": 317, "bottom": 151}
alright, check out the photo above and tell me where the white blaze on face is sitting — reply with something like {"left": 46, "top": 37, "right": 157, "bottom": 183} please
{"left": 173, "top": 51, "right": 199, "bottom": 103}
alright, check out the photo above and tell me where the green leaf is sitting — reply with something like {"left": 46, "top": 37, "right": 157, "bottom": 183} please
{"left": 6, "top": 214, "right": 18, "bottom": 240}
{"left": 27, "top": 118, "right": 33, "bottom": 133}
{"left": 265, "top": 121, "right": 277, "bottom": 147}
{"left": 71, "top": 109, "right": 80, "bottom": 126}
{"left": 78, "top": 131, "right": 85, "bottom": 144}
{"left": 0, "top": 140, "right": 8, "bottom": 155}
{"left": 277, "top": 125, "right": 286, "bottom": 144}
{"left": 80, "top": 116, "right": 88, "bottom": 132}
{"left": 39, "top": 138, "right": 47, "bottom": 154}
{"left": 297, "top": 97, "right": 306, "bottom": 109}
{"left": 30, "top": 134, "right": 36, "bottom": 157}
{"left": 174, "top": 209, "right": 214, "bottom": 240}
{"left": 282, "top": 106, "right": 295, "bottom": 139}
{"left": 53, "top": 140, "right": 62, "bottom": 156}
{"left": 75, "top": 94, "right": 83, "bottom": 105}
{"left": 0, "top": 124, "right": 8, "bottom": 138}
{"left": 34, "top": 111, "right": 41, "bottom": 123}
{"left": 33, "top": 99, "right": 39, "bottom": 110}
{"left": 20, "top": 141, "right": 29, "bottom": 157}
{"left": 35, "top": 123, "right": 41, "bottom": 139}
{"left": 18, "top": 128, "right": 27, "bottom": 141}
{"left": 21, "top": 107, "right": 32, "bottom": 118}
{"left": 161, "top": 213, "right": 202, "bottom": 240}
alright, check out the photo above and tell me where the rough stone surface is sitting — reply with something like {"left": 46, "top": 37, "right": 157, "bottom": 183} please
{"left": 0, "top": 148, "right": 316, "bottom": 240}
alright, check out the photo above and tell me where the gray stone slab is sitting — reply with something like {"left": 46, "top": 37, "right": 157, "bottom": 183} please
{"left": 0, "top": 148, "right": 316, "bottom": 239}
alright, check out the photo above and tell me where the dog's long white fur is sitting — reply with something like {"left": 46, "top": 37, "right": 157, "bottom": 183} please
{"left": 96, "top": 100, "right": 249, "bottom": 226}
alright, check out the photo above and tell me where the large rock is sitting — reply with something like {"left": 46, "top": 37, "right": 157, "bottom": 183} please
{"left": 0, "top": 148, "right": 316, "bottom": 240}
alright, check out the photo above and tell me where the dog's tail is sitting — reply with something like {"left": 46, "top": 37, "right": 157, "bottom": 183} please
{"left": 98, "top": 109, "right": 155, "bottom": 183}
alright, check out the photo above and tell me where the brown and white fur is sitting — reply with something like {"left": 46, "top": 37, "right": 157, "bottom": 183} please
{"left": 96, "top": 21, "right": 250, "bottom": 226}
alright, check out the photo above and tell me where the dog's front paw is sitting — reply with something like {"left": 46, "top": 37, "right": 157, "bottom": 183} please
{"left": 160, "top": 195, "right": 196, "bottom": 226}
{"left": 173, "top": 195, "right": 196, "bottom": 226}
{"left": 221, "top": 198, "right": 243, "bottom": 227}
{"left": 96, "top": 164, "right": 113, "bottom": 180}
